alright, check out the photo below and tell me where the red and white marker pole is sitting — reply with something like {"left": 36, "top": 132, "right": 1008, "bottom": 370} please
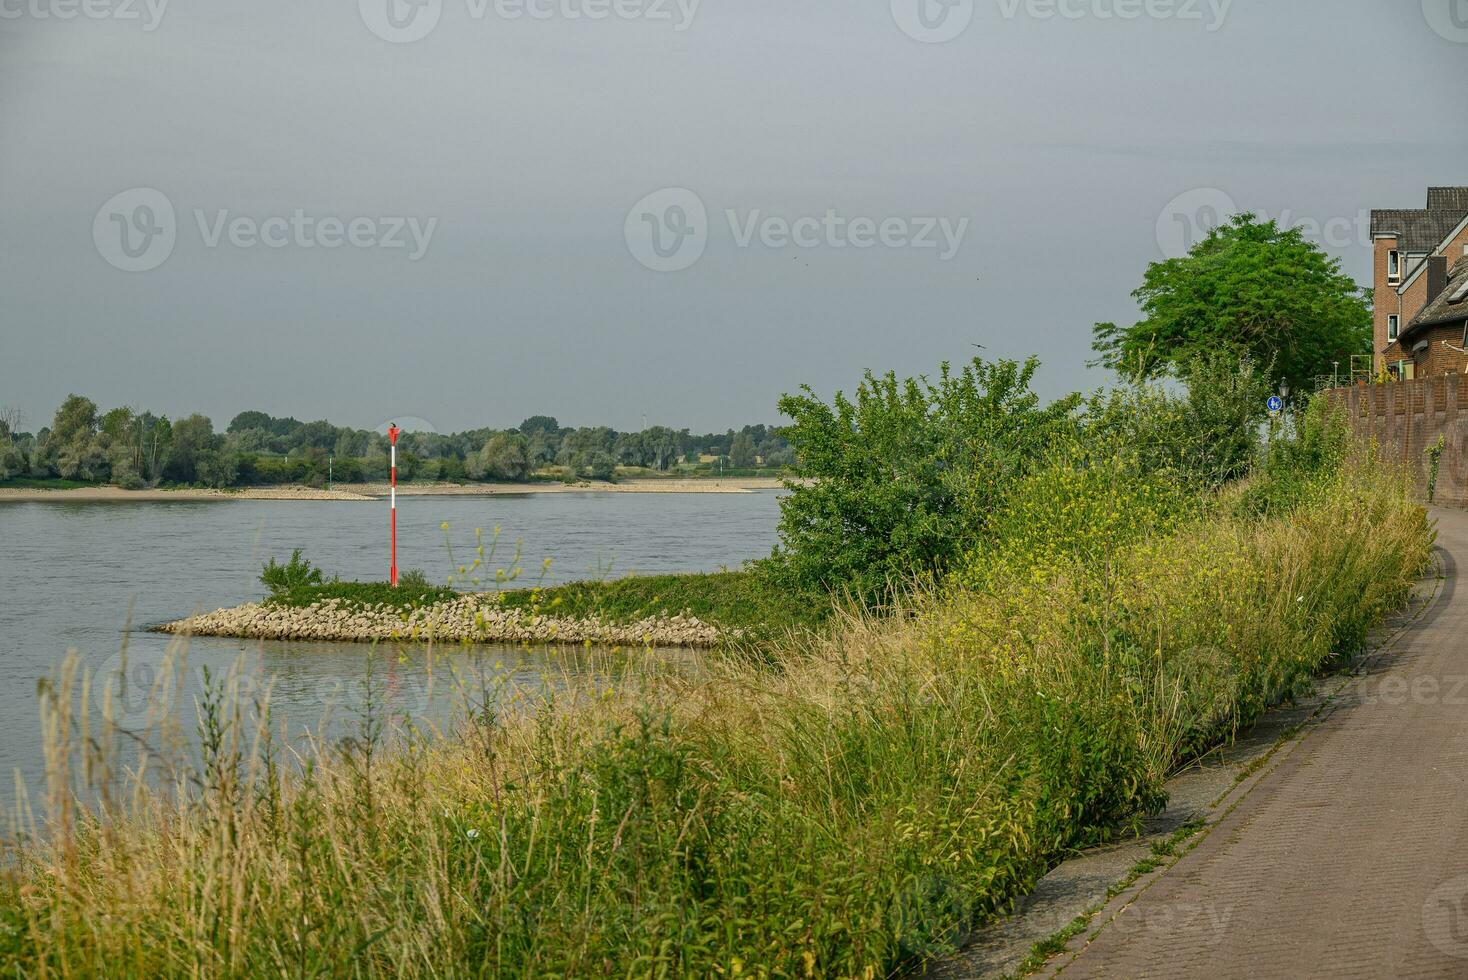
{"left": 388, "top": 424, "right": 400, "bottom": 587}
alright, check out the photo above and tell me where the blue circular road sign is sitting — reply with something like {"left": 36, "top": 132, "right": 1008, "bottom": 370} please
{"left": 1267, "top": 396, "right": 1284, "bottom": 414}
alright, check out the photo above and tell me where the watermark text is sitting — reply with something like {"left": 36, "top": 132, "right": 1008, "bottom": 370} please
{"left": 0, "top": 0, "right": 166, "bottom": 29}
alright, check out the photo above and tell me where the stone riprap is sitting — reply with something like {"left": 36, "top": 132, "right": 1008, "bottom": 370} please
{"left": 158, "top": 594, "right": 725, "bottom": 648}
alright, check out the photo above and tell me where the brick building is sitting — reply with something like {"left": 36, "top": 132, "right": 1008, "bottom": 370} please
{"left": 1371, "top": 187, "right": 1468, "bottom": 378}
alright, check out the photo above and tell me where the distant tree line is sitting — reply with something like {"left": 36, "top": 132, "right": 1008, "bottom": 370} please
{"left": 0, "top": 398, "right": 794, "bottom": 489}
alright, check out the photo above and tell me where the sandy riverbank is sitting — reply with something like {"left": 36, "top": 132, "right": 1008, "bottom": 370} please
{"left": 0, "top": 478, "right": 791, "bottom": 503}
{"left": 158, "top": 594, "right": 725, "bottom": 648}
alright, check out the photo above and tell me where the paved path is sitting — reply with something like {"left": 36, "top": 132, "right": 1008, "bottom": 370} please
{"left": 1047, "top": 507, "right": 1468, "bottom": 979}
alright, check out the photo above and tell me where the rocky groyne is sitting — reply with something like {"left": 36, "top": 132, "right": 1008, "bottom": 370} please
{"left": 158, "top": 594, "right": 725, "bottom": 648}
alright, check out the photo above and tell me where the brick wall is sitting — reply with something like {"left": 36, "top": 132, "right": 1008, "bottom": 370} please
{"left": 1329, "top": 375, "right": 1468, "bottom": 505}
{"left": 1408, "top": 325, "right": 1468, "bottom": 377}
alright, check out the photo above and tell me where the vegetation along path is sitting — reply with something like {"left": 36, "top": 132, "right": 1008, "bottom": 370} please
{"left": 1042, "top": 506, "right": 1468, "bottom": 977}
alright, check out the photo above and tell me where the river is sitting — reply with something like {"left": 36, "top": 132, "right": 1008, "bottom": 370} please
{"left": 0, "top": 491, "right": 782, "bottom": 802}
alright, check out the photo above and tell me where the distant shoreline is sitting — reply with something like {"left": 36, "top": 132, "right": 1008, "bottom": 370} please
{"left": 0, "top": 478, "right": 791, "bottom": 503}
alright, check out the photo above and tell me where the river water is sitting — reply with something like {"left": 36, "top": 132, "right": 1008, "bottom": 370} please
{"left": 0, "top": 491, "right": 782, "bottom": 802}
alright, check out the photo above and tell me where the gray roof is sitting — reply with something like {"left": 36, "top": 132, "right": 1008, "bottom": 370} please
{"left": 1408, "top": 256, "right": 1468, "bottom": 332}
{"left": 1370, "top": 208, "right": 1468, "bottom": 252}
{"left": 1427, "top": 187, "right": 1468, "bottom": 211}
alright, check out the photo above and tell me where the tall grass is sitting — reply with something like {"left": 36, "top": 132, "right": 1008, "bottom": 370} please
{"left": 0, "top": 459, "right": 1430, "bottom": 978}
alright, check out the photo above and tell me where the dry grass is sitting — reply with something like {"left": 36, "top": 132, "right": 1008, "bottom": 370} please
{"left": 0, "top": 461, "right": 1431, "bottom": 978}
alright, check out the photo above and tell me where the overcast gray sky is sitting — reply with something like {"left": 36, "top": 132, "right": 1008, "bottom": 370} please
{"left": 1, "top": 0, "right": 1465, "bottom": 434}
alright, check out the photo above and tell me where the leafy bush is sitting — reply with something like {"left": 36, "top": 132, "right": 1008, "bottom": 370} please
{"left": 246, "top": 456, "right": 311, "bottom": 486}
{"left": 193, "top": 449, "right": 240, "bottom": 489}
{"left": 1083, "top": 352, "right": 1273, "bottom": 488}
{"left": 396, "top": 569, "right": 432, "bottom": 589}
{"left": 764, "top": 357, "right": 1079, "bottom": 606}
{"left": 1230, "top": 394, "right": 1348, "bottom": 518}
{"left": 466, "top": 433, "right": 532, "bottom": 482}
{"left": 259, "top": 549, "right": 325, "bottom": 596}
{"left": 0, "top": 445, "right": 26, "bottom": 481}
{"left": 578, "top": 450, "right": 617, "bottom": 481}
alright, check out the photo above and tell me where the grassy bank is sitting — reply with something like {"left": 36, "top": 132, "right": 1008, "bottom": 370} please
{"left": 0, "top": 451, "right": 1430, "bottom": 977}
{"left": 493, "top": 571, "right": 820, "bottom": 636}
{"left": 265, "top": 570, "right": 822, "bottom": 641}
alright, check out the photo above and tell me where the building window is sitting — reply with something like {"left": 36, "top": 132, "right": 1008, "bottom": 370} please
{"left": 1388, "top": 315, "right": 1399, "bottom": 342}
{"left": 1388, "top": 250, "right": 1402, "bottom": 284}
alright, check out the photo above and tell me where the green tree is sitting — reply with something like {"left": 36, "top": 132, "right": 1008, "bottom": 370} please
{"left": 524, "top": 428, "right": 558, "bottom": 466}
{"left": 729, "top": 431, "right": 757, "bottom": 469}
{"left": 558, "top": 427, "right": 617, "bottom": 477}
{"left": 334, "top": 429, "right": 371, "bottom": 459}
{"left": 1092, "top": 214, "right": 1371, "bottom": 394}
{"left": 38, "top": 395, "right": 103, "bottom": 480}
{"left": 226, "top": 427, "right": 274, "bottom": 454}
{"left": 98, "top": 408, "right": 140, "bottom": 481}
{"left": 762, "top": 445, "right": 795, "bottom": 469}
{"left": 468, "top": 433, "right": 532, "bottom": 481}
{"left": 0, "top": 411, "right": 23, "bottom": 480}
{"left": 614, "top": 431, "right": 651, "bottom": 467}
{"left": 193, "top": 449, "right": 240, "bottom": 488}
{"left": 49, "top": 395, "right": 98, "bottom": 446}
{"left": 56, "top": 437, "right": 109, "bottom": 481}
{"left": 640, "top": 426, "right": 682, "bottom": 471}
{"left": 582, "top": 450, "right": 617, "bottom": 481}
{"left": 141, "top": 414, "right": 171, "bottom": 482}
{"left": 227, "top": 411, "right": 274, "bottom": 433}
{"left": 99, "top": 407, "right": 134, "bottom": 442}
{"left": 0, "top": 406, "right": 21, "bottom": 446}
{"left": 766, "top": 357, "right": 1079, "bottom": 604}
{"left": 295, "top": 420, "right": 338, "bottom": 450}
{"left": 164, "top": 414, "right": 217, "bottom": 483}
{"left": 0, "top": 444, "right": 26, "bottom": 481}
{"left": 360, "top": 448, "right": 390, "bottom": 482}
